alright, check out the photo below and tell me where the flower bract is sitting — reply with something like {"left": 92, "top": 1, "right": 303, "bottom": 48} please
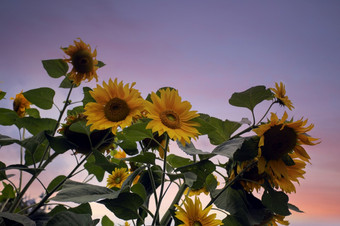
{"left": 145, "top": 88, "right": 200, "bottom": 146}
{"left": 62, "top": 38, "right": 98, "bottom": 85}
{"left": 84, "top": 78, "right": 145, "bottom": 134}
{"left": 175, "top": 196, "right": 223, "bottom": 226}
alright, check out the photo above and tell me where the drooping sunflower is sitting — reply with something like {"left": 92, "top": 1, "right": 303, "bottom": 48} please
{"left": 145, "top": 88, "right": 200, "bottom": 146}
{"left": 174, "top": 196, "right": 223, "bottom": 226}
{"left": 84, "top": 78, "right": 145, "bottom": 134}
{"left": 253, "top": 111, "right": 318, "bottom": 193}
{"left": 11, "top": 91, "right": 31, "bottom": 118}
{"left": 270, "top": 82, "right": 294, "bottom": 110}
{"left": 62, "top": 38, "right": 98, "bottom": 86}
{"left": 106, "top": 168, "right": 129, "bottom": 189}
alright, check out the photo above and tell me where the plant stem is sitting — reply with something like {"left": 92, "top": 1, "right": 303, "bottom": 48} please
{"left": 152, "top": 134, "right": 169, "bottom": 226}
{"left": 28, "top": 152, "right": 92, "bottom": 216}
{"left": 159, "top": 183, "right": 187, "bottom": 226}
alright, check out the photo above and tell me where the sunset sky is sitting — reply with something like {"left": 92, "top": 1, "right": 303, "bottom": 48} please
{"left": 1, "top": 0, "right": 340, "bottom": 225}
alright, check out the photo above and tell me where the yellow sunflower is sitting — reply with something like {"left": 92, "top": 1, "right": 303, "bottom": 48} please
{"left": 84, "top": 78, "right": 145, "bottom": 134}
{"left": 114, "top": 150, "right": 127, "bottom": 159}
{"left": 62, "top": 38, "right": 98, "bottom": 85}
{"left": 253, "top": 111, "right": 319, "bottom": 193}
{"left": 185, "top": 187, "right": 209, "bottom": 197}
{"left": 175, "top": 196, "right": 223, "bottom": 226}
{"left": 11, "top": 91, "right": 31, "bottom": 118}
{"left": 106, "top": 168, "right": 129, "bottom": 189}
{"left": 145, "top": 88, "right": 200, "bottom": 146}
{"left": 270, "top": 82, "right": 294, "bottom": 110}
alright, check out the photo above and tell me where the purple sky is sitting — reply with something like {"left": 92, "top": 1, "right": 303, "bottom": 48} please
{"left": 1, "top": 1, "right": 340, "bottom": 225}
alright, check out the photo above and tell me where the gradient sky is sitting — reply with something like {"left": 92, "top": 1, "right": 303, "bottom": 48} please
{"left": 1, "top": 0, "right": 340, "bottom": 225}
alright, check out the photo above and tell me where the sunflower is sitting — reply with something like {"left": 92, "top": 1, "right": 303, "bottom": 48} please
{"left": 256, "top": 213, "right": 289, "bottom": 226}
{"left": 145, "top": 88, "right": 200, "bottom": 146}
{"left": 84, "top": 78, "right": 145, "bottom": 134}
{"left": 113, "top": 150, "right": 127, "bottom": 159}
{"left": 270, "top": 82, "right": 294, "bottom": 110}
{"left": 253, "top": 111, "right": 318, "bottom": 193}
{"left": 106, "top": 168, "right": 130, "bottom": 189}
{"left": 185, "top": 187, "right": 209, "bottom": 197}
{"left": 174, "top": 196, "right": 223, "bottom": 226}
{"left": 62, "top": 38, "right": 98, "bottom": 85}
{"left": 11, "top": 91, "right": 31, "bottom": 118}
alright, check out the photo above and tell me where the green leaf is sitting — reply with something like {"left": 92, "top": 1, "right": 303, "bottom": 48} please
{"left": 229, "top": 85, "right": 273, "bottom": 111}
{"left": 131, "top": 183, "right": 147, "bottom": 201}
{"left": 222, "top": 215, "right": 244, "bottom": 226}
{"left": 47, "top": 175, "right": 67, "bottom": 193}
{"left": 205, "top": 174, "right": 218, "bottom": 193}
{"left": 262, "top": 189, "right": 291, "bottom": 216}
{"left": 84, "top": 155, "right": 105, "bottom": 182}
{"left": 204, "top": 116, "right": 242, "bottom": 145}
{"left": 0, "top": 134, "right": 21, "bottom": 146}
{"left": 24, "top": 142, "right": 49, "bottom": 166}
{"left": 16, "top": 117, "right": 57, "bottom": 136}
{"left": 69, "top": 120, "right": 91, "bottom": 136}
{"left": 23, "top": 87, "right": 55, "bottom": 110}
{"left": 125, "top": 152, "right": 156, "bottom": 165}
{"left": 176, "top": 141, "right": 212, "bottom": 156}
{"left": 59, "top": 76, "right": 73, "bottom": 88}
{"left": 69, "top": 203, "right": 92, "bottom": 215}
{"left": 53, "top": 180, "right": 120, "bottom": 203}
{"left": 67, "top": 105, "right": 84, "bottom": 116}
{"left": 26, "top": 108, "right": 40, "bottom": 118}
{"left": 82, "top": 87, "right": 95, "bottom": 106}
{"left": 45, "top": 133, "right": 78, "bottom": 154}
{"left": 212, "top": 137, "right": 246, "bottom": 158}
{"left": 288, "top": 203, "right": 304, "bottom": 213}
{"left": 102, "top": 215, "right": 114, "bottom": 226}
{"left": 167, "top": 154, "right": 193, "bottom": 168}
{"left": 0, "top": 108, "right": 18, "bottom": 126}
{"left": 99, "top": 192, "right": 144, "bottom": 220}
{"left": 191, "top": 113, "right": 216, "bottom": 135}
{"left": 139, "top": 165, "right": 162, "bottom": 196}
{"left": 46, "top": 211, "right": 93, "bottom": 226}
{"left": 176, "top": 160, "right": 215, "bottom": 190}
{"left": 0, "top": 161, "right": 6, "bottom": 180}
{"left": 42, "top": 59, "right": 68, "bottom": 78}
{"left": 0, "top": 212, "right": 35, "bottom": 226}
{"left": 233, "top": 136, "right": 259, "bottom": 162}
{"left": 118, "top": 139, "right": 138, "bottom": 156}
{"left": 97, "top": 61, "right": 106, "bottom": 68}
{"left": 1, "top": 182, "right": 15, "bottom": 199}
{"left": 122, "top": 121, "right": 153, "bottom": 141}
{"left": 93, "top": 150, "right": 118, "bottom": 173}
{"left": 0, "top": 91, "right": 6, "bottom": 100}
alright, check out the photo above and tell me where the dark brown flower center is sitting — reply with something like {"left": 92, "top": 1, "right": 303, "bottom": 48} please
{"left": 262, "top": 125, "right": 297, "bottom": 160}
{"left": 71, "top": 49, "right": 94, "bottom": 73}
{"left": 160, "top": 110, "right": 180, "bottom": 129}
{"left": 104, "top": 98, "right": 130, "bottom": 122}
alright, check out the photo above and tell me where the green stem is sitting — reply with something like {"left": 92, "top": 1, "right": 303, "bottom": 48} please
{"left": 205, "top": 161, "right": 257, "bottom": 208}
{"left": 28, "top": 152, "right": 92, "bottom": 216}
{"left": 159, "top": 183, "right": 187, "bottom": 226}
{"left": 152, "top": 134, "right": 169, "bottom": 226}
{"left": 19, "top": 128, "right": 26, "bottom": 193}
{"left": 256, "top": 101, "right": 275, "bottom": 126}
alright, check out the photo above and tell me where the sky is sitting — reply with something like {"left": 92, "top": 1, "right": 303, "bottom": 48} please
{"left": 1, "top": 0, "right": 340, "bottom": 225}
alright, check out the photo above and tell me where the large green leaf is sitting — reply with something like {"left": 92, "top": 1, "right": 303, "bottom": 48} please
{"left": 0, "top": 161, "right": 6, "bottom": 180}
{"left": 59, "top": 76, "right": 73, "bottom": 88}
{"left": 42, "top": 59, "right": 68, "bottom": 78}
{"left": 16, "top": 117, "right": 57, "bottom": 135}
{"left": 0, "top": 164, "right": 43, "bottom": 176}
{"left": 92, "top": 150, "right": 118, "bottom": 173}
{"left": 0, "top": 134, "right": 21, "bottom": 146}
{"left": 229, "top": 85, "right": 273, "bottom": 111}
{"left": 233, "top": 136, "right": 259, "bottom": 161}
{"left": 26, "top": 108, "right": 40, "bottom": 118}
{"left": 23, "top": 87, "right": 55, "bottom": 110}
{"left": 0, "top": 108, "right": 18, "bottom": 126}
{"left": 0, "top": 212, "right": 35, "bottom": 226}
{"left": 84, "top": 155, "right": 105, "bottom": 182}
{"left": 176, "top": 160, "right": 215, "bottom": 190}
{"left": 45, "top": 133, "right": 78, "bottom": 154}
{"left": 262, "top": 188, "right": 291, "bottom": 216}
{"left": 176, "top": 141, "right": 212, "bottom": 156}
{"left": 167, "top": 154, "right": 193, "bottom": 168}
{"left": 125, "top": 152, "right": 155, "bottom": 165}
{"left": 99, "top": 192, "right": 144, "bottom": 220}
{"left": 101, "top": 215, "right": 114, "bottom": 226}
{"left": 46, "top": 211, "right": 93, "bottom": 226}
{"left": 82, "top": 87, "right": 95, "bottom": 106}
{"left": 122, "top": 121, "right": 153, "bottom": 141}
{"left": 212, "top": 137, "right": 246, "bottom": 158}
{"left": 53, "top": 180, "right": 120, "bottom": 203}
{"left": 47, "top": 175, "right": 67, "bottom": 192}
{"left": 118, "top": 139, "right": 138, "bottom": 155}
{"left": 0, "top": 182, "right": 15, "bottom": 200}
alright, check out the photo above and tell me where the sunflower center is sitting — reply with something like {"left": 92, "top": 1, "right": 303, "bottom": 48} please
{"left": 193, "top": 221, "right": 202, "bottom": 226}
{"left": 160, "top": 110, "right": 180, "bottom": 129}
{"left": 71, "top": 49, "right": 94, "bottom": 73}
{"left": 104, "top": 98, "right": 130, "bottom": 122}
{"left": 262, "top": 125, "right": 297, "bottom": 160}
{"left": 115, "top": 177, "right": 121, "bottom": 184}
